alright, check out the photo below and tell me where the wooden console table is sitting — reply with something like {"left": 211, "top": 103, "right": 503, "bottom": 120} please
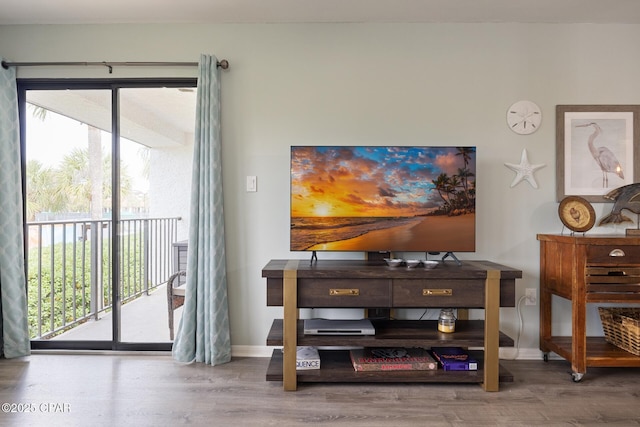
{"left": 538, "top": 234, "right": 640, "bottom": 382}
{"left": 262, "top": 259, "right": 522, "bottom": 391}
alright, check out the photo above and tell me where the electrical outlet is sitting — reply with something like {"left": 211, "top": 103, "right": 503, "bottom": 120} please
{"left": 525, "top": 288, "right": 537, "bottom": 306}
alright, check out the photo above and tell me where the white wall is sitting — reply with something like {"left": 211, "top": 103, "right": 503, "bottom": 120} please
{"left": 149, "top": 146, "right": 193, "bottom": 241}
{"left": 2, "top": 23, "right": 639, "bottom": 357}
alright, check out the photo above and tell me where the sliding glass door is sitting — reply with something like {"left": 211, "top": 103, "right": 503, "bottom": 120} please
{"left": 117, "top": 86, "right": 195, "bottom": 345}
{"left": 20, "top": 79, "right": 196, "bottom": 350}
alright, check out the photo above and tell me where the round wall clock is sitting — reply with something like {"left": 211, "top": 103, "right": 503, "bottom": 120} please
{"left": 506, "top": 100, "right": 542, "bottom": 135}
{"left": 558, "top": 196, "right": 596, "bottom": 233}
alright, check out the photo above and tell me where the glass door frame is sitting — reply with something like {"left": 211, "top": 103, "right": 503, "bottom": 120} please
{"left": 18, "top": 78, "right": 197, "bottom": 351}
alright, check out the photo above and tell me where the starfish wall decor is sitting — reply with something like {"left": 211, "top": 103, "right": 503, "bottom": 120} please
{"left": 504, "top": 148, "right": 546, "bottom": 189}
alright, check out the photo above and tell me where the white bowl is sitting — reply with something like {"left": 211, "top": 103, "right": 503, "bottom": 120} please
{"left": 384, "top": 258, "right": 404, "bottom": 267}
{"left": 423, "top": 260, "right": 439, "bottom": 269}
{"left": 406, "top": 259, "right": 422, "bottom": 268}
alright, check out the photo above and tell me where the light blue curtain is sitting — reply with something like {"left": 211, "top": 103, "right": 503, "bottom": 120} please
{"left": 172, "top": 54, "right": 231, "bottom": 365}
{"left": 0, "top": 58, "right": 31, "bottom": 358}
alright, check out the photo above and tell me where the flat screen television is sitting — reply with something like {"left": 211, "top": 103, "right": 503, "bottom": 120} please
{"left": 290, "top": 146, "right": 476, "bottom": 253}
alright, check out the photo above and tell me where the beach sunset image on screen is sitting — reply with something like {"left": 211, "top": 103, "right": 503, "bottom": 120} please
{"left": 290, "top": 146, "right": 476, "bottom": 253}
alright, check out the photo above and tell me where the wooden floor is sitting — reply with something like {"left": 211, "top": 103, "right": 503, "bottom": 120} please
{"left": 0, "top": 354, "right": 639, "bottom": 426}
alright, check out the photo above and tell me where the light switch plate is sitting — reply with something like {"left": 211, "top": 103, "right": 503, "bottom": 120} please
{"left": 246, "top": 176, "right": 257, "bottom": 192}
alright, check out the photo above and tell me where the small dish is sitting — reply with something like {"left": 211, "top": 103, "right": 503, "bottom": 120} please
{"left": 423, "top": 260, "right": 439, "bottom": 269}
{"left": 384, "top": 258, "right": 404, "bottom": 267}
{"left": 406, "top": 259, "right": 422, "bottom": 268}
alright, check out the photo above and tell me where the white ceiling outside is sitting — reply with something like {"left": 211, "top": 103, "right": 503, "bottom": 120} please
{"left": 2, "top": 0, "right": 640, "bottom": 25}
{"left": 27, "top": 88, "right": 196, "bottom": 149}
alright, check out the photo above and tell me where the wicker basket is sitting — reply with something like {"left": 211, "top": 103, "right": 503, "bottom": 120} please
{"left": 598, "top": 307, "right": 640, "bottom": 356}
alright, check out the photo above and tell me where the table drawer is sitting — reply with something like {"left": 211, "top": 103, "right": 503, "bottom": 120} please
{"left": 586, "top": 267, "right": 640, "bottom": 294}
{"left": 297, "top": 278, "right": 390, "bottom": 308}
{"left": 587, "top": 245, "right": 640, "bottom": 265}
{"left": 393, "top": 279, "right": 484, "bottom": 308}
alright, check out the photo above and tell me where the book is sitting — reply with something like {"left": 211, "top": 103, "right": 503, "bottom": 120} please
{"left": 349, "top": 347, "right": 437, "bottom": 372}
{"left": 296, "top": 346, "right": 320, "bottom": 370}
{"left": 430, "top": 347, "right": 478, "bottom": 371}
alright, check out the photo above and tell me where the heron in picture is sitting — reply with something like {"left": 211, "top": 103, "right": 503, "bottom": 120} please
{"left": 576, "top": 122, "right": 624, "bottom": 187}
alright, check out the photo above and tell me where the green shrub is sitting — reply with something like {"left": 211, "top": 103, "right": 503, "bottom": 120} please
{"left": 27, "top": 233, "right": 146, "bottom": 339}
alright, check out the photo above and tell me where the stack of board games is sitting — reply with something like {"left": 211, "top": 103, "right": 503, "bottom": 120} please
{"left": 431, "top": 347, "right": 478, "bottom": 371}
{"left": 349, "top": 347, "right": 437, "bottom": 371}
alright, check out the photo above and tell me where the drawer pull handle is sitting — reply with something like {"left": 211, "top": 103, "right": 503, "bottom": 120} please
{"left": 609, "top": 249, "right": 626, "bottom": 257}
{"left": 607, "top": 270, "right": 626, "bottom": 276}
{"left": 423, "top": 289, "right": 453, "bottom": 296}
{"left": 329, "top": 288, "right": 359, "bottom": 296}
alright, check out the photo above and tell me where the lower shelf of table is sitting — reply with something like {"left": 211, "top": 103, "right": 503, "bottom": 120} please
{"left": 266, "top": 349, "right": 514, "bottom": 384}
{"left": 542, "top": 336, "right": 640, "bottom": 367}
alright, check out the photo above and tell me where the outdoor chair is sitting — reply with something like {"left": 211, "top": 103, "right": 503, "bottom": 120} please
{"left": 167, "top": 270, "right": 186, "bottom": 340}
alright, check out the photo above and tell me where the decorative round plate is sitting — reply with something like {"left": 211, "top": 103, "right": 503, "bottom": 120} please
{"left": 558, "top": 196, "right": 596, "bottom": 233}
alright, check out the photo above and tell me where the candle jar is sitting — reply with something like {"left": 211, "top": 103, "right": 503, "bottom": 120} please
{"left": 438, "top": 308, "right": 456, "bottom": 333}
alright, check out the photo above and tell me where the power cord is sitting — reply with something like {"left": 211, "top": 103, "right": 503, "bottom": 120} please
{"left": 504, "top": 295, "right": 527, "bottom": 360}
{"left": 417, "top": 308, "right": 431, "bottom": 320}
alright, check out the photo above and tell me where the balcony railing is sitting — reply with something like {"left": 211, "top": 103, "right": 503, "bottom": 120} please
{"left": 26, "top": 217, "right": 181, "bottom": 339}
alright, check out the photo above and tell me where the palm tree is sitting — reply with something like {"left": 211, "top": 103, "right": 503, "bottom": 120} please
{"left": 456, "top": 167, "right": 475, "bottom": 208}
{"left": 56, "top": 147, "right": 133, "bottom": 214}
{"left": 25, "top": 160, "right": 66, "bottom": 221}
{"left": 454, "top": 147, "right": 476, "bottom": 211}
{"left": 432, "top": 173, "right": 452, "bottom": 212}
{"left": 57, "top": 148, "right": 94, "bottom": 213}
{"left": 456, "top": 147, "right": 475, "bottom": 168}
{"left": 88, "top": 126, "right": 103, "bottom": 220}
{"left": 447, "top": 175, "right": 461, "bottom": 210}
{"left": 27, "top": 104, "right": 109, "bottom": 219}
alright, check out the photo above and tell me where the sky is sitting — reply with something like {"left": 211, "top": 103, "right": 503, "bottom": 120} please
{"left": 291, "top": 146, "right": 475, "bottom": 218}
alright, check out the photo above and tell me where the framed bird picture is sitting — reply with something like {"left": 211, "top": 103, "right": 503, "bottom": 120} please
{"left": 556, "top": 105, "right": 640, "bottom": 202}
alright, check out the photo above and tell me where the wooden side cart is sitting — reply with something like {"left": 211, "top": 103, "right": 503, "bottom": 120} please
{"left": 262, "top": 259, "right": 522, "bottom": 391}
{"left": 538, "top": 234, "right": 640, "bottom": 382}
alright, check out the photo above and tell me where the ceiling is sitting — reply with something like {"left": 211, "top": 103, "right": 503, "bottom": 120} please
{"left": 2, "top": 0, "right": 640, "bottom": 25}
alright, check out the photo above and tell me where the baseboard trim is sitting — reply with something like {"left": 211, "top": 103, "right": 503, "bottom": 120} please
{"left": 231, "top": 345, "right": 277, "bottom": 358}
{"left": 33, "top": 346, "right": 555, "bottom": 361}
{"left": 232, "top": 345, "right": 550, "bottom": 360}
{"left": 499, "top": 347, "right": 548, "bottom": 360}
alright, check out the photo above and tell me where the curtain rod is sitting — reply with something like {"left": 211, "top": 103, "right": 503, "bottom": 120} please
{"left": 1, "top": 59, "right": 229, "bottom": 74}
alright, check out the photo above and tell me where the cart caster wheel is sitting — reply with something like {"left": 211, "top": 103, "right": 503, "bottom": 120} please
{"left": 571, "top": 372, "right": 584, "bottom": 382}
{"left": 543, "top": 353, "right": 549, "bottom": 362}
